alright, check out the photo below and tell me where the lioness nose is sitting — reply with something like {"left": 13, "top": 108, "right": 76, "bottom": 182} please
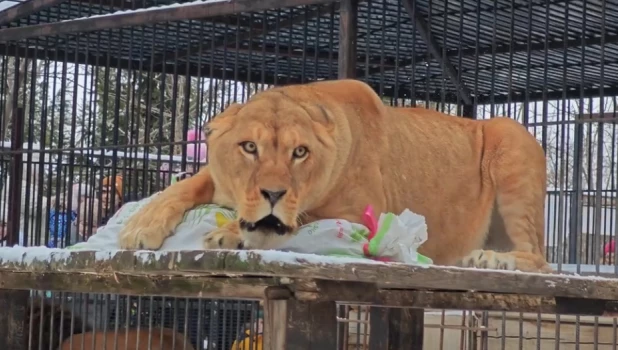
{"left": 260, "top": 189, "right": 287, "bottom": 206}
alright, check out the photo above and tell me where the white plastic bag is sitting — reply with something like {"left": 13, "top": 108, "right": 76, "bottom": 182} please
{"left": 68, "top": 193, "right": 433, "bottom": 265}
{"left": 279, "top": 207, "right": 432, "bottom": 264}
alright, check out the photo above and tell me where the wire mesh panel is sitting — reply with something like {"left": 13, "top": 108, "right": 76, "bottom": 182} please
{"left": 20, "top": 291, "right": 261, "bottom": 350}
{"left": 0, "top": 0, "right": 617, "bottom": 348}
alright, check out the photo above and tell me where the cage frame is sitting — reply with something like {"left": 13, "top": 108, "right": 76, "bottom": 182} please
{"left": 1, "top": 249, "right": 618, "bottom": 349}
{"left": 0, "top": 0, "right": 618, "bottom": 348}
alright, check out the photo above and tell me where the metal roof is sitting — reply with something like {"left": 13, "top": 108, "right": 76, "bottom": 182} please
{"left": 0, "top": 1, "right": 24, "bottom": 12}
{"left": 1, "top": 0, "right": 618, "bottom": 104}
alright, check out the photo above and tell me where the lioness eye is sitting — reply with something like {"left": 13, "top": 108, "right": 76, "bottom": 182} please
{"left": 293, "top": 146, "right": 308, "bottom": 159}
{"left": 240, "top": 141, "right": 257, "bottom": 154}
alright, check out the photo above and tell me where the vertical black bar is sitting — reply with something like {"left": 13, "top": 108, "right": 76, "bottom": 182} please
{"left": 338, "top": 0, "right": 358, "bottom": 79}
{"left": 567, "top": 2, "right": 581, "bottom": 265}
{"left": 7, "top": 107, "right": 24, "bottom": 245}
{"left": 462, "top": 104, "right": 475, "bottom": 119}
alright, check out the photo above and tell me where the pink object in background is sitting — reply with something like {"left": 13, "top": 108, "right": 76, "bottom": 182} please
{"left": 158, "top": 128, "right": 208, "bottom": 185}
{"left": 186, "top": 128, "right": 207, "bottom": 161}
{"left": 605, "top": 240, "right": 616, "bottom": 255}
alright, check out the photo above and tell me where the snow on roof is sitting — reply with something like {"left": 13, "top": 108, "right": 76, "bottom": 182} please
{"left": 59, "top": 0, "right": 231, "bottom": 23}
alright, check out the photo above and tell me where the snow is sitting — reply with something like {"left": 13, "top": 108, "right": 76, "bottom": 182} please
{"left": 0, "top": 245, "right": 617, "bottom": 294}
{"left": 0, "top": 246, "right": 386, "bottom": 267}
{"left": 0, "top": 246, "right": 614, "bottom": 283}
{"left": 235, "top": 249, "right": 386, "bottom": 266}
{"left": 0, "top": 245, "right": 70, "bottom": 264}
{"left": 59, "top": 0, "right": 231, "bottom": 23}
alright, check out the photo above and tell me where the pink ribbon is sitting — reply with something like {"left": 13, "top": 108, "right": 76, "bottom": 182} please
{"left": 361, "top": 204, "right": 391, "bottom": 262}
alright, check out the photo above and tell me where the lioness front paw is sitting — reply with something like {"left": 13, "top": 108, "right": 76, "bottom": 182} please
{"left": 118, "top": 201, "right": 184, "bottom": 250}
{"left": 459, "top": 249, "right": 515, "bottom": 271}
{"left": 204, "top": 225, "right": 245, "bottom": 250}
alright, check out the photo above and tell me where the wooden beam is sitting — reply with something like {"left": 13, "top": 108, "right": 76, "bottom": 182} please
{"left": 0, "top": 0, "right": 337, "bottom": 42}
{"left": 153, "top": 3, "right": 337, "bottom": 68}
{"left": 0, "top": 0, "right": 66, "bottom": 27}
{"left": 1, "top": 250, "right": 618, "bottom": 302}
{"left": 0, "top": 265, "right": 615, "bottom": 317}
{"left": 369, "top": 307, "right": 424, "bottom": 349}
{"left": 295, "top": 280, "right": 618, "bottom": 316}
{"left": 371, "top": 290, "right": 618, "bottom": 317}
{"left": 263, "top": 300, "right": 288, "bottom": 350}
{"left": 286, "top": 300, "right": 338, "bottom": 349}
{"left": 337, "top": 0, "right": 358, "bottom": 78}
{"left": 401, "top": 0, "right": 472, "bottom": 105}
{"left": 0, "top": 290, "right": 29, "bottom": 350}
{"left": 263, "top": 287, "right": 338, "bottom": 350}
{"left": 0, "top": 271, "right": 276, "bottom": 299}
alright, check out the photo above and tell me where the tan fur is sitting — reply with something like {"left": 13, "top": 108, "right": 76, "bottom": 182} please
{"left": 59, "top": 328, "right": 194, "bottom": 350}
{"left": 118, "top": 79, "right": 550, "bottom": 273}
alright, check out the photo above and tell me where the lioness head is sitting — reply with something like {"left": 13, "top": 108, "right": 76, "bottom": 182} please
{"left": 205, "top": 87, "right": 342, "bottom": 249}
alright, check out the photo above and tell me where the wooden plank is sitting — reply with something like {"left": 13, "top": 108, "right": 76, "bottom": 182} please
{"left": 263, "top": 287, "right": 338, "bottom": 350}
{"left": 0, "top": 290, "right": 29, "bottom": 350}
{"left": 368, "top": 307, "right": 389, "bottom": 349}
{"left": 0, "top": 249, "right": 616, "bottom": 301}
{"left": 337, "top": 0, "right": 358, "bottom": 79}
{"left": 369, "top": 307, "right": 424, "bottom": 349}
{"left": 0, "top": 0, "right": 338, "bottom": 42}
{"left": 0, "top": 271, "right": 275, "bottom": 299}
{"left": 264, "top": 287, "right": 337, "bottom": 348}
{"left": 373, "top": 290, "right": 617, "bottom": 317}
{"left": 286, "top": 300, "right": 338, "bottom": 349}
{"left": 263, "top": 299, "right": 288, "bottom": 350}
{"left": 0, "top": 268, "right": 615, "bottom": 317}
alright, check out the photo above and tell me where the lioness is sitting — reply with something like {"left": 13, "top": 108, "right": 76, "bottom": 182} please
{"left": 119, "top": 79, "right": 550, "bottom": 273}
{"left": 60, "top": 328, "right": 195, "bottom": 350}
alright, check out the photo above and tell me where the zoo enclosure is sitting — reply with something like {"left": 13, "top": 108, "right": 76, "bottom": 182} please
{"left": 0, "top": 0, "right": 617, "bottom": 348}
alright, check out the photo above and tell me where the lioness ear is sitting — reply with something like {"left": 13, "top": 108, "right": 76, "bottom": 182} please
{"left": 204, "top": 103, "right": 243, "bottom": 140}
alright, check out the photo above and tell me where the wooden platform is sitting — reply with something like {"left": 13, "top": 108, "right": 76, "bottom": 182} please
{"left": 0, "top": 248, "right": 617, "bottom": 314}
{"left": 1, "top": 248, "right": 618, "bottom": 349}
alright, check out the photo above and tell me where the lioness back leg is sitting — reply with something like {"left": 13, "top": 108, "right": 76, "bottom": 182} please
{"left": 119, "top": 167, "right": 216, "bottom": 250}
{"left": 459, "top": 118, "right": 550, "bottom": 273}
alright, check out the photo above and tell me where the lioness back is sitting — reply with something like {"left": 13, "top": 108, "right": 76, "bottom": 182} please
{"left": 371, "top": 103, "right": 546, "bottom": 267}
